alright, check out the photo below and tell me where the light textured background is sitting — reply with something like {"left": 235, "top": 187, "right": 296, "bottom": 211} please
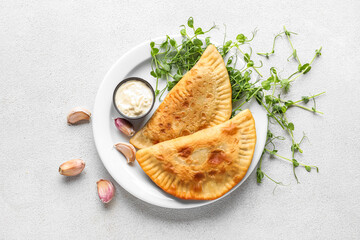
{"left": 1, "top": 0, "right": 359, "bottom": 239}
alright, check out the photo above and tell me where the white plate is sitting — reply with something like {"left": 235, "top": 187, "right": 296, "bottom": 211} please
{"left": 92, "top": 36, "right": 268, "bottom": 209}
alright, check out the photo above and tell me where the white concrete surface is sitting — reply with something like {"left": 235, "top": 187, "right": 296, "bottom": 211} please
{"left": 1, "top": 0, "right": 359, "bottom": 239}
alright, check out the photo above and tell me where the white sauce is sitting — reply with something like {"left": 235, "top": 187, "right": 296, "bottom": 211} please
{"left": 115, "top": 80, "right": 153, "bottom": 117}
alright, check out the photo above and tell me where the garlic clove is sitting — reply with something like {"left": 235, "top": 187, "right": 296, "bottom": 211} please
{"left": 59, "top": 159, "right": 85, "bottom": 176}
{"left": 114, "top": 118, "right": 135, "bottom": 136}
{"left": 67, "top": 107, "right": 91, "bottom": 125}
{"left": 114, "top": 142, "right": 136, "bottom": 163}
{"left": 97, "top": 179, "right": 115, "bottom": 203}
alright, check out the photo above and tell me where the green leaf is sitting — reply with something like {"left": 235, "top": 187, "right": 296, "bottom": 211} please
{"left": 305, "top": 166, "right": 311, "bottom": 172}
{"left": 227, "top": 58, "right": 233, "bottom": 65}
{"left": 247, "top": 61, "right": 254, "bottom": 67}
{"left": 261, "top": 80, "right": 271, "bottom": 90}
{"left": 162, "top": 63, "right": 170, "bottom": 72}
{"left": 292, "top": 159, "right": 299, "bottom": 167}
{"left": 180, "top": 28, "right": 186, "bottom": 36}
{"left": 269, "top": 149, "right": 278, "bottom": 155}
{"left": 255, "top": 92, "right": 263, "bottom": 105}
{"left": 193, "top": 46, "right": 201, "bottom": 52}
{"left": 299, "top": 63, "right": 311, "bottom": 74}
{"left": 187, "top": 17, "right": 194, "bottom": 28}
{"left": 150, "top": 70, "right": 157, "bottom": 78}
{"left": 151, "top": 48, "right": 159, "bottom": 55}
{"left": 243, "top": 53, "right": 251, "bottom": 62}
{"left": 154, "top": 90, "right": 160, "bottom": 96}
{"left": 195, "top": 27, "right": 204, "bottom": 35}
{"left": 193, "top": 38, "right": 203, "bottom": 46}
{"left": 222, "top": 40, "right": 232, "bottom": 56}
{"left": 205, "top": 37, "right": 211, "bottom": 46}
{"left": 285, "top": 100, "right": 293, "bottom": 107}
{"left": 272, "top": 104, "right": 285, "bottom": 114}
{"left": 160, "top": 69, "right": 167, "bottom": 75}
{"left": 225, "top": 40, "right": 232, "bottom": 47}
{"left": 167, "top": 81, "right": 176, "bottom": 91}
{"left": 270, "top": 67, "right": 277, "bottom": 75}
{"left": 302, "top": 96, "right": 310, "bottom": 103}
{"left": 292, "top": 49, "right": 297, "bottom": 58}
{"left": 256, "top": 168, "right": 264, "bottom": 183}
{"left": 300, "top": 63, "right": 309, "bottom": 71}
{"left": 236, "top": 34, "right": 246, "bottom": 43}
{"left": 226, "top": 66, "right": 233, "bottom": 72}
{"left": 160, "top": 41, "right": 168, "bottom": 48}
{"left": 315, "top": 47, "right": 322, "bottom": 56}
{"left": 170, "top": 39, "right": 176, "bottom": 47}
{"left": 287, "top": 122, "right": 294, "bottom": 131}
{"left": 173, "top": 74, "right": 182, "bottom": 81}
{"left": 291, "top": 143, "right": 299, "bottom": 152}
{"left": 267, "top": 75, "right": 274, "bottom": 83}
{"left": 280, "top": 79, "right": 290, "bottom": 91}
{"left": 303, "top": 65, "right": 311, "bottom": 74}
{"left": 265, "top": 95, "right": 273, "bottom": 104}
{"left": 150, "top": 42, "right": 155, "bottom": 48}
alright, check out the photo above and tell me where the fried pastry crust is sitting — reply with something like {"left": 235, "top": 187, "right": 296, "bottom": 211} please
{"left": 130, "top": 45, "right": 232, "bottom": 149}
{"left": 136, "top": 109, "right": 256, "bottom": 200}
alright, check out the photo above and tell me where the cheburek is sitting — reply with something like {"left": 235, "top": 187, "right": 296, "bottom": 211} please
{"left": 136, "top": 109, "right": 256, "bottom": 200}
{"left": 130, "top": 45, "right": 232, "bottom": 149}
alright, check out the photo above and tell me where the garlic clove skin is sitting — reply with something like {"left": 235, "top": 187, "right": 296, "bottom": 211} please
{"left": 114, "top": 142, "right": 136, "bottom": 163}
{"left": 59, "top": 159, "right": 85, "bottom": 176}
{"left": 114, "top": 118, "right": 135, "bottom": 137}
{"left": 97, "top": 179, "right": 115, "bottom": 203}
{"left": 67, "top": 107, "right": 91, "bottom": 125}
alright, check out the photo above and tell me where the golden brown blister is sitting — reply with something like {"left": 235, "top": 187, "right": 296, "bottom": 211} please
{"left": 130, "top": 45, "right": 232, "bottom": 149}
{"left": 136, "top": 109, "right": 256, "bottom": 200}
